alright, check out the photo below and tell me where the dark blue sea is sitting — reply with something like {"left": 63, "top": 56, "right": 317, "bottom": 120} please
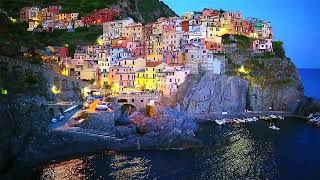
{"left": 34, "top": 118, "right": 320, "bottom": 180}
{"left": 299, "top": 69, "right": 320, "bottom": 100}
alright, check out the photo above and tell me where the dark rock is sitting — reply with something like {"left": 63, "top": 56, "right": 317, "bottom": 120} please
{"left": 177, "top": 73, "right": 249, "bottom": 114}
{"left": 115, "top": 126, "right": 136, "bottom": 138}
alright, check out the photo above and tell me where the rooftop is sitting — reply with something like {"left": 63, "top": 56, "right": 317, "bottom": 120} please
{"left": 146, "top": 61, "right": 163, "bottom": 67}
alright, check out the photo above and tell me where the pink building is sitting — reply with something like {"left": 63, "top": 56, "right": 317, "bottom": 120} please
{"left": 126, "top": 41, "right": 145, "bottom": 56}
{"left": 109, "top": 66, "right": 136, "bottom": 92}
{"left": 202, "top": 9, "right": 220, "bottom": 17}
{"left": 163, "top": 23, "right": 176, "bottom": 33}
{"left": 48, "top": 6, "right": 61, "bottom": 15}
{"left": 158, "top": 66, "right": 190, "bottom": 96}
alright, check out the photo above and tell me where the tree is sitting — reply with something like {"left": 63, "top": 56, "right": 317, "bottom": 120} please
{"left": 89, "top": 79, "right": 95, "bottom": 85}
{"left": 273, "top": 41, "right": 286, "bottom": 59}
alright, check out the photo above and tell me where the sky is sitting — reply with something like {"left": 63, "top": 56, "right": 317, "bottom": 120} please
{"left": 162, "top": 0, "right": 320, "bottom": 69}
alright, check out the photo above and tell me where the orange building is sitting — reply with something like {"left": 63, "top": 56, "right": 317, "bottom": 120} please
{"left": 109, "top": 66, "right": 136, "bottom": 93}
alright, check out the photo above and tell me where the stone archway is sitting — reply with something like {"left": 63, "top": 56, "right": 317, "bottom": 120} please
{"left": 120, "top": 104, "right": 137, "bottom": 115}
{"left": 118, "top": 99, "right": 128, "bottom": 103}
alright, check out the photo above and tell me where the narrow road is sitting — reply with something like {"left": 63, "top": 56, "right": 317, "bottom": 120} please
{"left": 50, "top": 106, "right": 81, "bottom": 129}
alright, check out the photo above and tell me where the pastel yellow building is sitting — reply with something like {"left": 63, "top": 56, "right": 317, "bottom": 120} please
{"left": 144, "top": 61, "right": 168, "bottom": 90}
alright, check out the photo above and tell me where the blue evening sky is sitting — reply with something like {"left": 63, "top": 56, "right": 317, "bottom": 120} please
{"left": 162, "top": 0, "right": 320, "bottom": 69}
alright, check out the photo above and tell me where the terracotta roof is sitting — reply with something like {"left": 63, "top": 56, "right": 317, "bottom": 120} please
{"left": 146, "top": 61, "right": 163, "bottom": 67}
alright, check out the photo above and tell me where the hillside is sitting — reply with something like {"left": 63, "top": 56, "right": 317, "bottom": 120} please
{"left": 0, "top": 0, "right": 177, "bottom": 58}
{"left": 0, "top": 0, "right": 177, "bottom": 23}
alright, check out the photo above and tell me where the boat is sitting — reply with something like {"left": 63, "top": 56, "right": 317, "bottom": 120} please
{"left": 270, "top": 114, "right": 278, "bottom": 119}
{"left": 278, "top": 116, "right": 285, "bottom": 120}
{"left": 253, "top": 117, "right": 259, "bottom": 121}
{"left": 59, "top": 116, "right": 65, "bottom": 121}
{"left": 269, "top": 123, "right": 280, "bottom": 131}
{"left": 214, "top": 119, "right": 226, "bottom": 125}
{"left": 230, "top": 119, "right": 240, "bottom": 124}
{"left": 247, "top": 118, "right": 256, "bottom": 122}
{"left": 237, "top": 118, "right": 246, "bottom": 123}
{"left": 51, "top": 118, "right": 58, "bottom": 123}
{"left": 64, "top": 105, "right": 78, "bottom": 113}
{"left": 310, "top": 118, "right": 318, "bottom": 122}
{"left": 259, "top": 116, "right": 268, "bottom": 120}
{"left": 95, "top": 107, "right": 109, "bottom": 111}
{"left": 96, "top": 102, "right": 109, "bottom": 108}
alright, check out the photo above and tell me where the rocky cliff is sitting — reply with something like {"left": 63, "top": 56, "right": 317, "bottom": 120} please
{"left": 176, "top": 36, "right": 304, "bottom": 115}
{"left": 0, "top": 99, "right": 50, "bottom": 176}
{"left": 176, "top": 73, "right": 249, "bottom": 114}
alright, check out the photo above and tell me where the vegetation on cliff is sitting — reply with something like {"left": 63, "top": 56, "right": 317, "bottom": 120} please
{"left": 0, "top": 0, "right": 177, "bottom": 57}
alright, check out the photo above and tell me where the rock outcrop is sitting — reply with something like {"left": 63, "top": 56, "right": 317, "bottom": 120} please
{"left": 176, "top": 72, "right": 249, "bottom": 114}
{"left": 0, "top": 100, "right": 50, "bottom": 176}
{"left": 127, "top": 108, "right": 200, "bottom": 149}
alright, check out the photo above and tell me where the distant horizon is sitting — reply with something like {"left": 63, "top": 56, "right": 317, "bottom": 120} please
{"left": 162, "top": 0, "right": 320, "bottom": 69}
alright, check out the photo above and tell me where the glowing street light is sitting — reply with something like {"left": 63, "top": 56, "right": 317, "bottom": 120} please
{"left": 51, "top": 86, "right": 61, "bottom": 94}
{"left": 238, "top": 66, "right": 249, "bottom": 74}
{"left": 9, "top": 17, "right": 17, "bottom": 23}
{"left": 97, "top": 39, "right": 104, "bottom": 46}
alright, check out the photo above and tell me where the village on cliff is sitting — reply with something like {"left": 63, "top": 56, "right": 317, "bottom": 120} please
{"left": 19, "top": 6, "right": 273, "bottom": 97}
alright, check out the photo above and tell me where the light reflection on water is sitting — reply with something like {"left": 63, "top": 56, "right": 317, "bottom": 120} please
{"left": 108, "top": 152, "right": 151, "bottom": 180}
{"left": 40, "top": 158, "right": 88, "bottom": 180}
{"left": 36, "top": 118, "right": 320, "bottom": 179}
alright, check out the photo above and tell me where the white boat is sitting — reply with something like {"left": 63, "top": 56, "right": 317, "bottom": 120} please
{"left": 215, "top": 119, "right": 226, "bottom": 125}
{"left": 237, "top": 118, "right": 246, "bottom": 123}
{"left": 59, "top": 116, "right": 65, "bottom": 121}
{"left": 253, "top": 117, "right": 259, "bottom": 121}
{"left": 270, "top": 115, "right": 278, "bottom": 119}
{"left": 51, "top": 118, "right": 58, "bottom": 123}
{"left": 307, "top": 114, "right": 314, "bottom": 119}
{"left": 64, "top": 105, "right": 78, "bottom": 113}
{"left": 269, "top": 123, "right": 280, "bottom": 131}
{"left": 278, "top": 116, "right": 285, "bottom": 120}
{"left": 96, "top": 102, "right": 109, "bottom": 108}
{"left": 310, "top": 118, "right": 318, "bottom": 122}
{"left": 247, "top": 118, "right": 255, "bottom": 122}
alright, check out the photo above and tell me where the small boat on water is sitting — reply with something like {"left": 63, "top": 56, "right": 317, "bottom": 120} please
{"left": 215, "top": 119, "right": 226, "bottom": 125}
{"left": 230, "top": 119, "right": 240, "bottom": 124}
{"left": 237, "top": 118, "right": 246, "bottom": 123}
{"left": 59, "top": 116, "right": 65, "bottom": 121}
{"left": 261, "top": 116, "right": 272, "bottom": 121}
{"left": 270, "top": 114, "right": 278, "bottom": 119}
{"left": 247, "top": 117, "right": 256, "bottom": 122}
{"left": 278, "top": 116, "right": 285, "bottom": 120}
{"left": 307, "top": 114, "right": 314, "bottom": 119}
{"left": 269, "top": 123, "right": 280, "bottom": 131}
{"left": 51, "top": 118, "right": 58, "bottom": 123}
